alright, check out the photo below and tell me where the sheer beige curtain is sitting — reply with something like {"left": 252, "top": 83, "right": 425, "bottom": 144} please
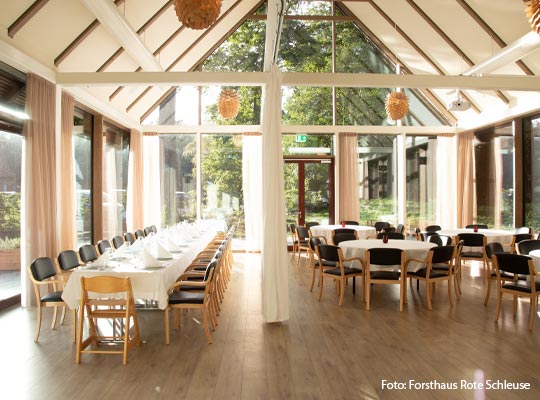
{"left": 143, "top": 133, "right": 161, "bottom": 229}
{"left": 59, "top": 92, "right": 76, "bottom": 250}
{"left": 457, "top": 131, "right": 475, "bottom": 227}
{"left": 338, "top": 133, "right": 359, "bottom": 222}
{"left": 242, "top": 132, "right": 262, "bottom": 252}
{"left": 127, "top": 128, "right": 144, "bottom": 231}
{"left": 436, "top": 135, "right": 456, "bottom": 229}
{"left": 23, "top": 73, "right": 59, "bottom": 267}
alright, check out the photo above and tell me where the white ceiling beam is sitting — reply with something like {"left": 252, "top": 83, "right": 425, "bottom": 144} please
{"left": 79, "top": 0, "right": 163, "bottom": 71}
{"left": 462, "top": 32, "right": 540, "bottom": 76}
{"left": 263, "top": 0, "right": 282, "bottom": 71}
{"left": 56, "top": 71, "right": 540, "bottom": 91}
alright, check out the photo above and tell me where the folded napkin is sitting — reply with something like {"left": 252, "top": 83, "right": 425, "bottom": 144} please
{"left": 94, "top": 252, "right": 108, "bottom": 268}
{"left": 167, "top": 238, "right": 183, "bottom": 252}
{"left": 156, "top": 241, "right": 172, "bottom": 259}
{"left": 143, "top": 247, "right": 160, "bottom": 267}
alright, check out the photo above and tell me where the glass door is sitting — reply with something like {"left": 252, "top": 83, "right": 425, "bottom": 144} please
{"left": 284, "top": 157, "right": 335, "bottom": 228}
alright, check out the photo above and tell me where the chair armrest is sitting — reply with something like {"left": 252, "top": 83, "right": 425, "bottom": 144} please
{"left": 312, "top": 235, "right": 327, "bottom": 244}
{"left": 405, "top": 258, "right": 426, "bottom": 268}
{"left": 167, "top": 280, "right": 206, "bottom": 294}
{"left": 342, "top": 257, "right": 365, "bottom": 268}
{"left": 177, "top": 272, "right": 204, "bottom": 280}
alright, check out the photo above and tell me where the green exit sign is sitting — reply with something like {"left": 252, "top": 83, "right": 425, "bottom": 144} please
{"left": 295, "top": 134, "right": 307, "bottom": 143}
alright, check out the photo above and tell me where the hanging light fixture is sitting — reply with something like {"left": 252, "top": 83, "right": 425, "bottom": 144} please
{"left": 174, "top": 0, "right": 222, "bottom": 30}
{"left": 218, "top": 89, "right": 240, "bottom": 119}
{"left": 385, "top": 91, "right": 409, "bottom": 121}
{"left": 525, "top": 0, "right": 540, "bottom": 35}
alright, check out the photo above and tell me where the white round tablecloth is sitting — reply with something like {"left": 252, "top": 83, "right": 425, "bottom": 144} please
{"left": 310, "top": 225, "right": 376, "bottom": 244}
{"left": 436, "top": 228, "right": 514, "bottom": 246}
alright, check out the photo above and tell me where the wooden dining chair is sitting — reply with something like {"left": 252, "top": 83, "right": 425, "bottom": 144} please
{"left": 28, "top": 257, "right": 73, "bottom": 342}
{"left": 295, "top": 226, "right": 311, "bottom": 268}
{"left": 332, "top": 228, "right": 358, "bottom": 245}
{"left": 76, "top": 276, "right": 141, "bottom": 364}
{"left": 96, "top": 239, "right": 112, "bottom": 255}
{"left": 493, "top": 253, "right": 540, "bottom": 331}
{"left": 406, "top": 245, "right": 455, "bottom": 310}
{"left": 457, "top": 233, "right": 487, "bottom": 279}
{"left": 111, "top": 235, "right": 124, "bottom": 250}
{"left": 78, "top": 244, "right": 98, "bottom": 264}
{"left": 317, "top": 244, "right": 364, "bottom": 306}
{"left": 365, "top": 248, "right": 406, "bottom": 311}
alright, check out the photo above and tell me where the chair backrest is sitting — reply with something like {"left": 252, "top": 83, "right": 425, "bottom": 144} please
{"left": 513, "top": 233, "right": 532, "bottom": 246}
{"left": 367, "top": 248, "right": 403, "bottom": 266}
{"left": 29, "top": 257, "right": 57, "bottom": 282}
{"left": 514, "top": 226, "right": 531, "bottom": 234}
{"left": 150, "top": 225, "right": 158, "bottom": 233}
{"left": 144, "top": 227, "right": 152, "bottom": 236}
{"left": 333, "top": 232, "right": 358, "bottom": 245}
{"left": 333, "top": 228, "right": 356, "bottom": 236}
{"left": 79, "top": 244, "right": 98, "bottom": 263}
{"left": 134, "top": 229, "right": 145, "bottom": 239}
{"left": 82, "top": 275, "right": 132, "bottom": 295}
{"left": 493, "top": 253, "right": 533, "bottom": 276}
{"left": 204, "top": 260, "right": 217, "bottom": 282}
{"left": 374, "top": 221, "right": 390, "bottom": 232}
{"left": 457, "top": 233, "right": 485, "bottom": 247}
{"left": 427, "top": 234, "right": 443, "bottom": 247}
{"left": 516, "top": 239, "right": 540, "bottom": 255}
{"left": 124, "top": 232, "right": 136, "bottom": 244}
{"left": 296, "top": 226, "right": 309, "bottom": 240}
{"left": 421, "top": 231, "right": 438, "bottom": 241}
{"left": 395, "top": 224, "right": 405, "bottom": 234}
{"left": 484, "top": 242, "right": 505, "bottom": 260}
{"left": 466, "top": 224, "right": 488, "bottom": 229}
{"left": 309, "top": 237, "right": 323, "bottom": 251}
{"left": 97, "top": 239, "right": 112, "bottom": 255}
{"left": 112, "top": 235, "right": 124, "bottom": 249}
{"left": 305, "top": 221, "right": 319, "bottom": 229}
{"left": 430, "top": 245, "right": 455, "bottom": 264}
{"left": 317, "top": 244, "right": 341, "bottom": 263}
{"left": 57, "top": 250, "right": 80, "bottom": 271}
{"left": 377, "top": 232, "right": 405, "bottom": 240}
{"left": 425, "top": 225, "right": 442, "bottom": 232}
{"left": 289, "top": 223, "right": 297, "bottom": 239}
{"left": 341, "top": 220, "right": 359, "bottom": 225}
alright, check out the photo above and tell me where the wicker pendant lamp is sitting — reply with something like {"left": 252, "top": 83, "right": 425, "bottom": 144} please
{"left": 385, "top": 91, "right": 409, "bottom": 121}
{"left": 525, "top": 0, "right": 540, "bottom": 34}
{"left": 174, "top": 0, "right": 222, "bottom": 30}
{"left": 218, "top": 89, "right": 240, "bottom": 119}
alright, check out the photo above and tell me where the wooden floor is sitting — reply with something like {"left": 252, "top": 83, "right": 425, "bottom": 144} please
{"left": 1, "top": 253, "right": 540, "bottom": 399}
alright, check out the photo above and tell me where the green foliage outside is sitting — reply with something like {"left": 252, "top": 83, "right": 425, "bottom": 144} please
{"left": 0, "top": 192, "right": 20, "bottom": 244}
{"left": 0, "top": 236, "right": 20, "bottom": 250}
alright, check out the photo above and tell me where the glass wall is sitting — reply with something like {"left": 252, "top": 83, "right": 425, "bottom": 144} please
{"left": 523, "top": 115, "right": 540, "bottom": 231}
{"left": 357, "top": 135, "right": 398, "bottom": 225}
{"left": 160, "top": 135, "right": 197, "bottom": 226}
{"left": 73, "top": 108, "right": 93, "bottom": 246}
{"left": 405, "top": 136, "right": 437, "bottom": 229}
{"left": 474, "top": 124, "right": 514, "bottom": 229}
{"left": 102, "top": 123, "right": 130, "bottom": 238}
{"left": 201, "top": 134, "right": 244, "bottom": 236}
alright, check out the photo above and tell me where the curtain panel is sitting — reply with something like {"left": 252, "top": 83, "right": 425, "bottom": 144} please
{"left": 23, "top": 74, "right": 59, "bottom": 264}
{"left": 59, "top": 92, "right": 76, "bottom": 250}
{"left": 143, "top": 133, "right": 161, "bottom": 229}
{"left": 242, "top": 133, "right": 263, "bottom": 252}
{"left": 261, "top": 66, "right": 289, "bottom": 322}
{"left": 456, "top": 131, "right": 475, "bottom": 227}
{"left": 338, "top": 133, "right": 360, "bottom": 223}
{"left": 127, "top": 129, "right": 144, "bottom": 231}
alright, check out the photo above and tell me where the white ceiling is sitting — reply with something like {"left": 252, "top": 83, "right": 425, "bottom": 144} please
{"left": 0, "top": 0, "right": 539, "bottom": 130}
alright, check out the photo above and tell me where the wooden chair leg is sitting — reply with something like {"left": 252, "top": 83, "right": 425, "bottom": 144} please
{"left": 310, "top": 267, "right": 317, "bottom": 292}
{"left": 202, "top": 309, "right": 212, "bottom": 344}
{"left": 34, "top": 303, "right": 43, "bottom": 342}
{"left": 495, "top": 291, "right": 503, "bottom": 323}
{"left": 426, "top": 280, "right": 432, "bottom": 311}
{"left": 51, "top": 306, "right": 58, "bottom": 330}
{"left": 483, "top": 277, "right": 492, "bottom": 306}
{"left": 318, "top": 275, "right": 324, "bottom": 301}
{"left": 338, "top": 279, "right": 345, "bottom": 306}
{"left": 529, "top": 298, "right": 536, "bottom": 331}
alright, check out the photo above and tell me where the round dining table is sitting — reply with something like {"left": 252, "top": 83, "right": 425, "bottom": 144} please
{"left": 338, "top": 239, "right": 437, "bottom": 272}
{"left": 436, "top": 228, "right": 514, "bottom": 248}
{"left": 310, "top": 224, "right": 376, "bottom": 244}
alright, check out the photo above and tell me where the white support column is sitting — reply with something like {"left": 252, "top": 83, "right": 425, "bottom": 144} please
{"left": 397, "top": 132, "right": 406, "bottom": 226}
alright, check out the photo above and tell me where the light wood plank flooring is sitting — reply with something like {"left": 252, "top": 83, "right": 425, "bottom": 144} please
{"left": 1, "top": 253, "right": 540, "bottom": 399}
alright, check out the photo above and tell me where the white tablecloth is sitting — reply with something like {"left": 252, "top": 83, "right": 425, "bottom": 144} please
{"left": 62, "top": 231, "right": 216, "bottom": 310}
{"left": 528, "top": 250, "right": 540, "bottom": 273}
{"left": 436, "top": 228, "right": 514, "bottom": 245}
{"left": 310, "top": 225, "right": 376, "bottom": 244}
{"left": 339, "top": 239, "right": 437, "bottom": 272}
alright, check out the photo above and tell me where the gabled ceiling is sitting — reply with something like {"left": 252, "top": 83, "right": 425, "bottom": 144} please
{"left": 1, "top": 0, "right": 539, "bottom": 130}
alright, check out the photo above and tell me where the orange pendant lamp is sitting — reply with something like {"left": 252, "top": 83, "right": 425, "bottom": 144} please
{"left": 218, "top": 89, "right": 240, "bottom": 119}
{"left": 174, "top": 0, "right": 222, "bottom": 30}
{"left": 385, "top": 91, "right": 409, "bottom": 121}
{"left": 525, "top": 0, "right": 540, "bottom": 34}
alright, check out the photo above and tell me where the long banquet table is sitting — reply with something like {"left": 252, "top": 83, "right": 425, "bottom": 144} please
{"left": 62, "top": 230, "right": 217, "bottom": 310}
{"left": 339, "top": 239, "right": 437, "bottom": 272}
{"left": 310, "top": 224, "right": 377, "bottom": 244}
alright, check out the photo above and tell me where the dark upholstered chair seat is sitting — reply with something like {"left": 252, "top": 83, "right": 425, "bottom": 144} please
{"left": 408, "top": 269, "right": 447, "bottom": 279}
{"left": 168, "top": 291, "right": 204, "bottom": 304}
{"left": 41, "top": 291, "right": 64, "bottom": 302}
{"left": 324, "top": 267, "right": 362, "bottom": 276}
{"left": 502, "top": 282, "right": 540, "bottom": 293}
{"left": 461, "top": 251, "right": 483, "bottom": 258}
{"left": 370, "top": 271, "right": 401, "bottom": 280}
{"left": 178, "top": 284, "right": 204, "bottom": 291}
{"left": 431, "top": 262, "right": 450, "bottom": 271}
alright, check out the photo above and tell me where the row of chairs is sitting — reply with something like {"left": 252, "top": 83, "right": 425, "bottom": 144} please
{"left": 164, "top": 225, "right": 235, "bottom": 346}
{"left": 27, "top": 224, "right": 159, "bottom": 342}
{"left": 311, "top": 242, "right": 458, "bottom": 311}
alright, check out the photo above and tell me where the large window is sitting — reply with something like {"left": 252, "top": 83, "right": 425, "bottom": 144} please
{"left": 358, "top": 135, "right": 398, "bottom": 225}
{"left": 73, "top": 108, "right": 93, "bottom": 246}
{"left": 102, "top": 123, "right": 130, "bottom": 238}
{"left": 201, "top": 134, "right": 244, "bottom": 236}
{"left": 523, "top": 115, "right": 540, "bottom": 231}
{"left": 160, "top": 135, "right": 197, "bottom": 225}
{"left": 406, "top": 136, "right": 437, "bottom": 228}
{"left": 474, "top": 124, "right": 514, "bottom": 229}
